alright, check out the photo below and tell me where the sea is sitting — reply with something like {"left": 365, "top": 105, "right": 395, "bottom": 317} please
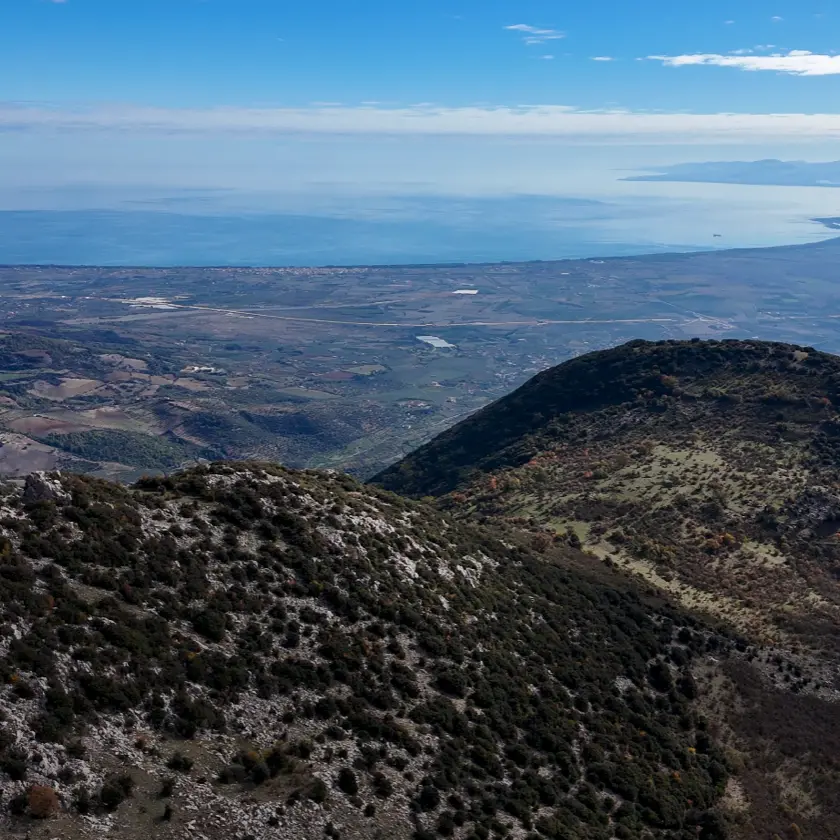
{"left": 1, "top": 180, "right": 839, "bottom": 267}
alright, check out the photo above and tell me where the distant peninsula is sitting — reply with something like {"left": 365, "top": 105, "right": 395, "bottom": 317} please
{"left": 813, "top": 217, "right": 840, "bottom": 230}
{"left": 623, "top": 159, "right": 840, "bottom": 188}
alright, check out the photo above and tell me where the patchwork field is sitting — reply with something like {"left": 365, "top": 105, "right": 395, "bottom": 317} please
{"left": 2, "top": 236, "right": 840, "bottom": 479}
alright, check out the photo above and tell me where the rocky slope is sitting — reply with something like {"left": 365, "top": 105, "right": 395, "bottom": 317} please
{"left": 0, "top": 464, "right": 731, "bottom": 840}
{"left": 374, "top": 338, "right": 840, "bottom": 838}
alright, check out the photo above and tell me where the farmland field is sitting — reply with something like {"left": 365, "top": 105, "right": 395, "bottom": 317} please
{"left": 2, "top": 236, "right": 840, "bottom": 479}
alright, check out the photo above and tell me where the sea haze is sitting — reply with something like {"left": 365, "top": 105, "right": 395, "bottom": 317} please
{"left": 5, "top": 134, "right": 840, "bottom": 266}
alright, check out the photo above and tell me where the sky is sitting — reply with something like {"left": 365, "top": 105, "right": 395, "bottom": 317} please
{"left": 3, "top": 0, "right": 840, "bottom": 208}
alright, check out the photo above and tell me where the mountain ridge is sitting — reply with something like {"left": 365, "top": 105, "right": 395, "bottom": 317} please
{"left": 2, "top": 338, "right": 840, "bottom": 838}
{"left": 0, "top": 462, "right": 735, "bottom": 840}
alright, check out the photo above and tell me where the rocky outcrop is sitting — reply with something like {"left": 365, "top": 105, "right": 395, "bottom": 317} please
{"left": 22, "top": 471, "right": 71, "bottom": 505}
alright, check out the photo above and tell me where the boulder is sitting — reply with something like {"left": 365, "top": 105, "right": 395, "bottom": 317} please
{"left": 22, "top": 472, "right": 70, "bottom": 505}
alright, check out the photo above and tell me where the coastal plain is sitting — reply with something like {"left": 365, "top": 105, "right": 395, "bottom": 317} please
{"left": 2, "top": 237, "right": 840, "bottom": 479}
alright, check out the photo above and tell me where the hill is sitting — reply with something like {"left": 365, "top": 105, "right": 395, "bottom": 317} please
{"left": 374, "top": 338, "right": 840, "bottom": 498}
{"left": 377, "top": 341, "right": 840, "bottom": 649}
{"left": 0, "top": 463, "right": 734, "bottom": 840}
{"left": 374, "top": 339, "right": 840, "bottom": 837}
{"left": 374, "top": 337, "right": 840, "bottom": 646}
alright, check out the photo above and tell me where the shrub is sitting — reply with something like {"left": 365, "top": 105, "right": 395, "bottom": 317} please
{"left": 28, "top": 785, "right": 60, "bottom": 819}
{"left": 73, "top": 787, "right": 92, "bottom": 814}
{"left": 336, "top": 767, "right": 358, "bottom": 795}
{"left": 417, "top": 785, "right": 441, "bottom": 811}
{"left": 218, "top": 764, "right": 248, "bottom": 784}
{"left": 434, "top": 667, "right": 469, "bottom": 698}
{"left": 372, "top": 770, "right": 394, "bottom": 798}
{"left": 250, "top": 761, "right": 271, "bottom": 785}
{"left": 192, "top": 608, "right": 227, "bottom": 642}
{"left": 437, "top": 812, "right": 457, "bottom": 837}
{"left": 100, "top": 774, "right": 135, "bottom": 811}
{"left": 167, "top": 750, "right": 194, "bottom": 772}
{"left": 1, "top": 752, "right": 28, "bottom": 781}
{"left": 648, "top": 661, "right": 673, "bottom": 693}
{"left": 307, "top": 777, "right": 329, "bottom": 803}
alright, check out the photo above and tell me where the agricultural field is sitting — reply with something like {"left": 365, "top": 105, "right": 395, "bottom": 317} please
{"left": 2, "top": 235, "right": 840, "bottom": 479}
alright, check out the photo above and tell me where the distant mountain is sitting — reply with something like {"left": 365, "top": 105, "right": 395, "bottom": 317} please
{"left": 0, "top": 463, "right": 733, "bottom": 839}
{"left": 623, "top": 159, "right": 840, "bottom": 187}
{"left": 375, "top": 338, "right": 840, "bottom": 838}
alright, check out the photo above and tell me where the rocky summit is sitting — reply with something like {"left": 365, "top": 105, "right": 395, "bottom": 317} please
{"left": 0, "top": 462, "right": 732, "bottom": 840}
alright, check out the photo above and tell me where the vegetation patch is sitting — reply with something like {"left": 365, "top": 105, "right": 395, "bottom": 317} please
{"left": 41, "top": 429, "right": 204, "bottom": 470}
{"left": 0, "top": 462, "right": 734, "bottom": 839}
{"left": 375, "top": 338, "right": 840, "bottom": 839}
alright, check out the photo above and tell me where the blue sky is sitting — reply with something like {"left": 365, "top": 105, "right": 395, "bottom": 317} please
{"left": 3, "top": 0, "right": 840, "bottom": 204}
{"left": 4, "top": 0, "right": 838, "bottom": 110}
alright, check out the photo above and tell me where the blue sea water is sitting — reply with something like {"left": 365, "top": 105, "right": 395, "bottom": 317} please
{"left": 0, "top": 182, "right": 837, "bottom": 266}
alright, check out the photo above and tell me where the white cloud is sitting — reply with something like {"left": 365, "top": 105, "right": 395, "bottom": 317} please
{"left": 591, "top": 56, "right": 615, "bottom": 61}
{"left": 771, "top": 15, "right": 784, "bottom": 21}
{"left": 648, "top": 50, "right": 840, "bottom": 75}
{"left": 5, "top": 101, "right": 840, "bottom": 143}
{"left": 505, "top": 24, "right": 565, "bottom": 45}
{"left": 541, "top": 55, "right": 555, "bottom": 60}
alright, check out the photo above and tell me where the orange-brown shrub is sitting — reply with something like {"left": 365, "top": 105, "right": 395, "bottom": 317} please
{"left": 28, "top": 785, "right": 60, "bottom": 819}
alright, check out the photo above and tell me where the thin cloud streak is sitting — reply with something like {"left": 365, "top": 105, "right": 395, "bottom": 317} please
{"left": 504, "top": 24, "right": 566, "bottom": 45}
{"left": 649, "top": 50, "right": 840, "bottom": 75}
{"left": 4, "top": 101, "right": 840, "bottom": 142}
